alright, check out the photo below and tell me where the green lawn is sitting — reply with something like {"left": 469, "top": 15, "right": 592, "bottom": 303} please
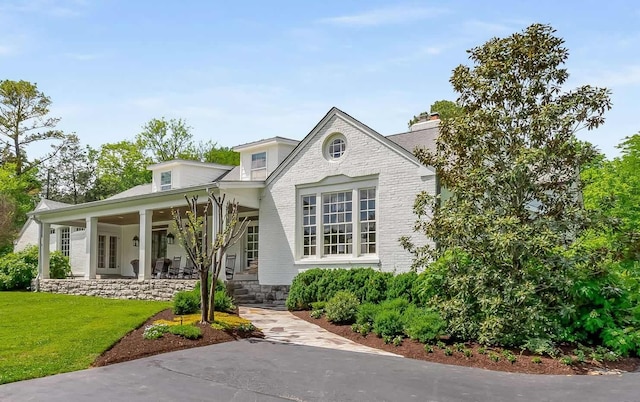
{"left": 0, "top": 292, "right": 170, "bottom": 384}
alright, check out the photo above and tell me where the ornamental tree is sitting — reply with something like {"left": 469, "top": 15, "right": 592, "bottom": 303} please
{"left": 173, "top": 192, "right": 248, "bottom": 323}
{"left": 403, "top": 24, "right": 612, "bottom": 346}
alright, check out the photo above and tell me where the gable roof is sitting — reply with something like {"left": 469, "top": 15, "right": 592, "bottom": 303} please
{"left": 106, "top": 184, "right": 153, "bottom": 200}
{"left": 233, "top": 136, "right": 300, "bottom": 152}
{"left": 147, "top": 159, "right": 235, "bottom": 171}
{"left": 386, "top": 124, "right": 439, "bottom": 155}
{"left": 266, "top": 107, "right": 434, "bottom": 185}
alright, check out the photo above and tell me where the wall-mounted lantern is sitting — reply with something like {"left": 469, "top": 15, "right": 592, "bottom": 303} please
{"left": 133, "top": 235, "right": 139, "bottom": 247}
{"left": 166, "top": 233, "right": 175, "bottom": 245}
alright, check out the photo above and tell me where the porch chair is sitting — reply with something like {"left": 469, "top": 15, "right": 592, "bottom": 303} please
{"left": 225, "top": 254, "right": 236, "bottom": 280}
{"left": 169, "top": 256, "right": 181, "bottom": 278}
{"left": 153, "top": 259, "right": 166, "bottom": 279}
{"left": 183, "top": 258, "right": 195, "bottom": 279}
{"left": 130, "top": 259, "right": 139, "bottom": 278}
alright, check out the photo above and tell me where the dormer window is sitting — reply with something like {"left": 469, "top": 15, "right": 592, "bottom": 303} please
{"left": 160, "top": 171, "right": 172, "bottom": 191}
{"left": 251, "top": 152, "right": 267, "bottom": 180}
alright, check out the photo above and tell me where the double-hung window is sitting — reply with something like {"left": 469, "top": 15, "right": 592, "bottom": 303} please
{"left": 300, "top": 186, "right": 376, "bottom": 259}
{"left": 251, "top": 152, "right": 267, "bottom": 180}
{"left": 160, "top": 171, "right": 172, "bottom": 191}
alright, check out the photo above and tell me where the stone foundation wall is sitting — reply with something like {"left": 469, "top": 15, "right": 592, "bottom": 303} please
{"left": 34, "top": 279, "right": 198, "bottom": 301}
{"left": 230, "top": 280, "right": 289, "bottom": 305}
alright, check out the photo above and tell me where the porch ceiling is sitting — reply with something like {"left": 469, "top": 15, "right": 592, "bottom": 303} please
{"left": 47, "top": 203, "right": 258, "bottom": 227}
{"left": 97, "top": 204, "right": 255, "bottom": 226}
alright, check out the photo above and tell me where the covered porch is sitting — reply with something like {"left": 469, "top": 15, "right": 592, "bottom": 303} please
{"left": 34, "top": 184, "right": 262, "bottom": 283}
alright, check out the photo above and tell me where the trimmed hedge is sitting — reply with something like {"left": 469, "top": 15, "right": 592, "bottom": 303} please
{"left": 286, "top": 268, "right": 392, "bottom": 310}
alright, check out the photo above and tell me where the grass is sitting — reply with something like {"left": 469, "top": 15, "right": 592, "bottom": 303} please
{"left": 0, "top": 291, "right": 170, "bottom": 384}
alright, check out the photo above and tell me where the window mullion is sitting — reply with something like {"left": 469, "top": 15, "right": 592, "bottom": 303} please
{"left": 316, "top": 191, "right": 322, "bottom": 258}
{"left": 353, "top": 188, "right": 359, "bottom": 258}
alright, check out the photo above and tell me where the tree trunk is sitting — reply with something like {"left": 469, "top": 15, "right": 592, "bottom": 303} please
{"left": 199, "top": 268, "right": 210, "bottom": 324}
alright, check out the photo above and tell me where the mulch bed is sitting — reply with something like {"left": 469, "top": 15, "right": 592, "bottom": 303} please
{"left": 292, "top": 310, "right": 640, "bottom": 375}
{"left": 93, "top": 309, "right": 263, "bottom": 367}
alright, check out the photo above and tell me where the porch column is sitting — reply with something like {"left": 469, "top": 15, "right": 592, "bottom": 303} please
{"left": 85, "top": 217, "right": 98, "bottom": 279}
{"left": 139, "top": 209, "right": 153, "bottom": 280}
{"left": 211, "top": 195, "right": 220, "bottom": 267}
{"left": 39, "top": 222, "right": 51, "bottom": 279}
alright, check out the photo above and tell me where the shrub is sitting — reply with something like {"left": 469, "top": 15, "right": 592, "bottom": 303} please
{"left": 392, "top": 335, "right": 403, "bottom": 346}
{"left": 356, "top": 302, "right": 380, "bottom": 325}
{"left": 373, "top": 309, "right": 404, "bottom": 338}
{"left": 521, "top": 338, "right": 558, "bottom": 357}
{"left": 378, "top": 297, "right": 410, "bottom": 314}
{"left": 286, "top": 268, "right": 392, "bottom": 310}
{"left": 214, "top": 289, "right": 234, "bottom": 312}
{"left": 531, "top": 356, "right": 542, "bottom": 364}
{"left": 0, "top": 246, "right": 39, "bottom": 290}
{"left": 310, "top": 309, "right": 323, "bottom": 319}
{"left": 325, "top": 291, "right": 360, "bottom": 324}
{"left": 402, "top": 305, "right": 446, "bottom": 343}
{"left": 310, "top": 301, "right": 326, "bottom": 311}
{"left": 168, "top": 325, "right": 202, "bottom": 339}
{"left": 0, "top": 259, "right": 35, "bottom": 290}
{"left": 143, "top": 324, "right": 169, "bottom": 340}
{"left": 444, "top": 347, "right": 453, "bottom": 356}
{"left": 173, "top": 291, "right": 200, "bottom": 315}
{"left": 386, "top": 271, "right": 417, "bottom": 301}
{"left": 49, "top": 251, "right": 71, "bottom": 279}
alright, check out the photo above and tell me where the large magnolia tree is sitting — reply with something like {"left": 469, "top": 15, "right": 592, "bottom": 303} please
{"left": 403, "top": 24, "right": 612, "bottom": 346}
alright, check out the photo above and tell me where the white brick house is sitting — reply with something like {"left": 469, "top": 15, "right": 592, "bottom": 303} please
{"left": 19, "top": 107, "right": 439, "bottom": 297}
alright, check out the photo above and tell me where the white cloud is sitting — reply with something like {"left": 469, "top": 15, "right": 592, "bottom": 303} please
{"left": 0, "top": 0, "right": 86, "bottom": 18}
{"left": 590, "top": 65, "right": 640, "bottom": 87}
{"left": 462, "top": 20, "right": 516, "bottom": 36}
{"left": 319, "top": 5, "right": 447, "bottom": 27}
{"left": 0, "top": 44, "right": 13, "bottom": 56}
{"left": 65, "top": 52, "right": 103, "bottom": 61}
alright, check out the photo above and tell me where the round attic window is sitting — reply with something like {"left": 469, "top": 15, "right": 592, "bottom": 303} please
{"left": 325, "top": 134, "right": 346, "bottom": 160}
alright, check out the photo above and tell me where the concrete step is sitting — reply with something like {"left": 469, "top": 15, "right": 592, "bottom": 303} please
{"left": 233, "top": 288, "right": 249, "bottom": 296}
{"left": 234, "top": 295, "right": 257, "bottom": 303}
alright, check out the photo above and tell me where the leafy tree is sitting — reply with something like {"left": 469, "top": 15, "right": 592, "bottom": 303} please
{"left": 172, "top": 192, "right": 248, "bottom": 323}
{"left": 402, "top": 24, "right": 611, "bottom": 346}
{"left": 0, "top": 164, "right": 39, "bottom": 252}
{"left": 40, "top": 134, "right": 94, "bottom": 204}
{"left": 137, "top": 117, "right": 194, "bottom": 162}
{"left": 0, "top": 80, "right": 70, "bottom": 176}
{"left": 408, "top": 100, "right": 463, "bottom": 127}
{"left": 136, "top": 117, "right": 240, "bottom": 165}
{"left": 582, "top": 134, "right": 640, "bottom": 262}
{"left": 87, "top": 141, "right": 151, "bottom": 200}
{"left": 196, "top": 140, "right": 240, "bottom": 166}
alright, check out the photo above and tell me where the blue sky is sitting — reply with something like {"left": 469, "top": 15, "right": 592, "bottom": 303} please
{"left": 2, "top": 0, "right": 639, "bottom": 159}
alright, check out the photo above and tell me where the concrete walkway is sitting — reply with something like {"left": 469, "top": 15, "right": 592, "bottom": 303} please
{"left": 239, "top": 306, "right": 401, "bottom": 357}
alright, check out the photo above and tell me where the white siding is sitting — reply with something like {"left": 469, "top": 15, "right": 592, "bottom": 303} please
{"left": 14, "top": 219, "right": 38, "bottom": 252}
{"left": 69, "top": 229, "right": 86, "bottom": 276}
{"left": 151, "top": 165, "right": 228, "bottom": 192}
{"left": 258, "top": 115, "right": 435, "bottom": 285}
{"left": 238, "top": 143, "right": 296, "bottom": 181}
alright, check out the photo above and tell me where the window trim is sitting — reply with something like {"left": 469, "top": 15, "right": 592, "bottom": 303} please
{"left": 296, "top": 178, "right": 377, "bottom": 262}
{"left": 250, "top": 151, "right": 267, "bottom": 180}
{"left": 323, "top": 133, "right": 347, "bottom": 161}
{"left": 160, "top": 170, "right": 172, "bottom": 191}
{"left": 59, "top": 227, "right": 70, "bottom": 257}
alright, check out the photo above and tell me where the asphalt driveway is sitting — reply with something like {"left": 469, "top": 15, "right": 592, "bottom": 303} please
{"left": 1, "top": 339, "right": 638, "bottom": 402}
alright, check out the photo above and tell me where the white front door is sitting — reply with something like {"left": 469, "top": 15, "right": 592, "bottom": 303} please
{"left": 97, "top": 234, "right": 120, "bottom": 274}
